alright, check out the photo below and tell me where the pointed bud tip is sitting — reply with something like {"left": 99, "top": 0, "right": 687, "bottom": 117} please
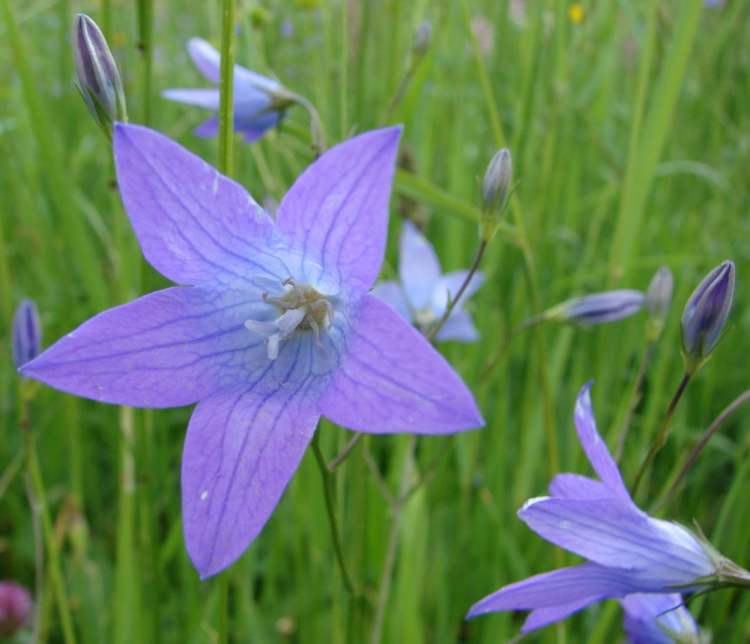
{"left": 12, "top": 299, "right": 41, "bottom": 371}
{"left": 681, "top": 260, "right": 735, "bottom": 368}
{"left": 73, "top": 13, "right": 127, "bottom": 136}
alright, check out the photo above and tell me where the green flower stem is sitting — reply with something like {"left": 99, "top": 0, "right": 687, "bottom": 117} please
{"left": 21, "top": 390, "right": 78, "bottom": 644}
{"left": 614, "top": 341, "right": 656, "bottom": 461}
{"left": 137, "top": 0, "right": 154, "bottom": 125}
{"left": 659, "top": 389, "right": 750, "bottom": 509}
{"left": 311, "top": 433, "right": 357, "bottom": 595}
{"left": 632, "top": 371, "right": 692, "bottom": 496}
{"left": 218, "top": 0, "right": 236, "bottom": 176}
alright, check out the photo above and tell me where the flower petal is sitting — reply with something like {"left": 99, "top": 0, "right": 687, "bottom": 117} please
{"left": 182, "top": 383, "right": 319, "bottom": 578}
{"left": 621, "top": 593, "right": 698, "bottom": 644}
{"left": 186, "top": 38, "right": 281, "bottom": 94}
{"left": 399, "top": 221, "right": 441, "bottom": 310}
{"left": 431, "top": 269, "right": 485, "bottom": 314}
{"left": 162, "top": 88, "right": 220, "bottom": 111}
{"left": 236, "top": 111, "right": 281, "bottom": 143}
{"left": 186, "top": 37, "right": 221, "bottom": 83}
{"left": 548, "top": 473, "right": 610, "bottom": 500}
{"left": 573, "top": 382, "right": 633, "bottom": 503}
{"left": 521, "top": 597, "right": 599, "bottom": 633}
{"left": 193, "top": 116, "right": 219, "bottom": 138}
{"left": 114, "top": 123, "right": 290, "bottom": 286}
{"left": 20, "top": 287, "right": 270, "bottom": 407}
{"left": 466, "top": 563, "right": 634, "bottom": 618}
{"left": 371, "top": 281, "right": 413, "bottom": 322}
{"left": 318, "top": 294, "right": 483, "bottom": 433}
{"left": 434, "top": 310, "right": 479, "bottom": 342}
{"left": 518, "top": 497, "right": 714, "bottom": 583}
{"left": 275, "top": 127, "right": 401, "bottom": 292}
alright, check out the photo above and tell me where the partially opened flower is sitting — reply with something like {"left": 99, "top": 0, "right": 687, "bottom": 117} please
{"left": 621, "top": 593, "right": 706, "bottom": 644}
{"left": 21, "top": 124, "right": 483, "bottom": 578}
{"left": 163, "top": 38, "right": 293, "bottom": 142}
{"left": 373, "top": 221, "right": 484, "bottom": 342}
{"left": 467, "top": 382, "right": 749, "bottom": 633}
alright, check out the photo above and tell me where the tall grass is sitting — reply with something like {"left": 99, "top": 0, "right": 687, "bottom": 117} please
{"left": 2, "top": 0, "right": 750, "bottom": 642}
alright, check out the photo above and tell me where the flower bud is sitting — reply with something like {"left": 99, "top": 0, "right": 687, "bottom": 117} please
{"left": 543, "top": 289, "right": 645, "bottom": 326}
{"left": 480, "top": 148, "right": 512, "bottom": 241}
{"left": 413, "top": 20, "right": 432, "bottom": 57}
{"left": 0, "top": 581, "right": 32, "bottom": 638}
{"left": 645, "top": 265, "right": 673, "bottom": 341}
{"left": 681, "top": 260, "right": 734, "bottom": 372}
{"left": 12, "top": 299, "right": 41, "bottom": 370}
{"left": 74, "top": 13, "right": 127, "bottom": 138}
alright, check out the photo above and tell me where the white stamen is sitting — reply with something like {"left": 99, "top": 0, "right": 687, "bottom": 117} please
{"left": 267, "top": 334, "right": 280, "bottom": 360}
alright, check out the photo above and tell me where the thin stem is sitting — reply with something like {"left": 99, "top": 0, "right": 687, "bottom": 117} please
{"left": 615, "top": 341, "right": 656, "bottom": 460}
{"left": 426, "top": 240, "right": 487, "bottom": 341}
{"left": 369, "top": 436, "right": 416, "bottom": 644}
{"left": 632, "top": 371, "right": 692, "bottom": 495}
{"left": 659, "top": 389, "right": 750, "bottom": 508}
{"left": 218, "top": 0, "right": 236, "bottom": 175}
{"left": 479, "top": 317, "right": 541, "bottom": 382}
{"left": 22, "top": 395, "right": 77, "bottom": 644}
{"left": 327, "top": 433, "right": 363, "bottom": 471}
{"left": 290, "top": 93, "right": 327, "bottom": 155}
{"left": 136, "top": 0, "right": 153, "bottom": 125}
{"left": 311, "top": 434, "right": 357, "bottom": 595}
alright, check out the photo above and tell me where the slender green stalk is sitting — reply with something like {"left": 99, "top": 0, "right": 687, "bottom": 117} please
{"left": 137, "top": 0, "right": 154, "bottom": 125}
{"left": 659, "top": 389, "right": 750, "bottom": 508}
{"left": 615, "top": 341, "right": 656, "bottom": 460}
{"left": 311, "top": 434, "right": 357, "bottom": 595}
{"left": 632, "top": 371, "right": 692, "bottom": 495}
{"left": 426, "top": 240, "right": 487, "bottom": 339}
{"left": 218, "top": 0, "right": 236, "bottom": 176}
{"left": 21, "top": 393, "right": 78, "bottom": 644}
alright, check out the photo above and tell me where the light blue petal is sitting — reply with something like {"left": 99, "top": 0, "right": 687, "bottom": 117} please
{"left": 162, "top": 88, "right": 220, "bottom": 111}
{"left": 434, "top": 310, "right": 479, "bottom": 342}
{"left": 399, "top": 221, "right": 441, "bottom": 310}
{"left": 431, "top": 269, "right": 485, "bottom": 314}
{"left": 371, "top": 281, "right": 413, "bottom": 322}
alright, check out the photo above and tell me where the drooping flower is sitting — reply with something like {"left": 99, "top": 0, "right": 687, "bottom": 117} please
{"left": 21, "top": 124, "right": 483, "bottom": 578}
{"left": 466, "top": 382, "right": 749, "bottom": 633}
{"left": 373, "top": 221, "right": 484, "bottom": 342}
{"left": 681, "top": 260, "right": 734, "bottom": 372}
{"left": 620, "top": 593, "right": 706, "bottom": 644}
{"left": 542, "top": 289, "right": 645, "bottom": 326}
{"left": 162, "top": 38, "right": 293, "bottom": 142}
{"left": 0, "top": 581, "right": 32, "bottom": 637}
{"left": 12, "top": 299, "right": 41, "bottom": 369}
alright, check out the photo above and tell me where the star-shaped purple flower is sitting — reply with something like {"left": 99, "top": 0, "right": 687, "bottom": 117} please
{"left": 373, "top": 221, "right": 484, "bottom": 342}
{"left": 467, "top": 382, "right": 743, "bottom": 633}
{"left": 21, "top": 124, "right": 483, "bottom": 578}
{"left": 162, "top": 38, "right": 289, "bottom": 142}
{"left": 620, "top": 593, "right": 703, "bottom": 644}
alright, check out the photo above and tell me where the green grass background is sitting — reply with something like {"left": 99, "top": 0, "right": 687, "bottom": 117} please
{"left": 2, "top": 0, "right": 750, "bottom": 641}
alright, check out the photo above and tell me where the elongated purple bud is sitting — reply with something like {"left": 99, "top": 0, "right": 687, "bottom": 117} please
{"left": 0, "top": 581, "right": 32, "bottom": 637}
{"left": 480, "top": 148, "right": 512, "bottom": 241}
{"left": 645, "top": 266, "right": 673, "bottom": 340}
{"left": 681, "top": 260, "right": 734, "bottom": 371}
{"left": 12, "top": 299, "right": 41, "bottom": 370}
{"left": 74, "top": 14, "right": 127, "bottom": 137}
{"left": 544, "top": 290, "right": 645, "bottom": 326}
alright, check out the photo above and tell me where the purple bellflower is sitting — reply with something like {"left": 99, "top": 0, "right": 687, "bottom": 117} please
{"left": 162, "top": 38, "right": 293, "bottom": 142}
{"left": 21, "top": 124, "right": 483, "bottom": 578}
{"left": 12, "top": 299, "right": 41, "bottom": 369}
{"left": 467, "top": 382, "right": 749, "bottom": 633}
{"left": 373, "top": 221, "right": 484, "bottom": 342}
{"left": 543, "top": 289, "right": 645, "bottom": 326}
{"left": 621, "top": 593, "right": 705, "bottom": 644}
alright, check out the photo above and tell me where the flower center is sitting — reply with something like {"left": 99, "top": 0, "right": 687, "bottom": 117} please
{"left": 244, "top": 278, "right": 333, "bottom": 360}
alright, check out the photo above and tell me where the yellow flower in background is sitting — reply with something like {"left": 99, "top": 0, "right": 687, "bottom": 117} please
{"left": 568, "top": 3, "right": 584, "bottom": 24}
